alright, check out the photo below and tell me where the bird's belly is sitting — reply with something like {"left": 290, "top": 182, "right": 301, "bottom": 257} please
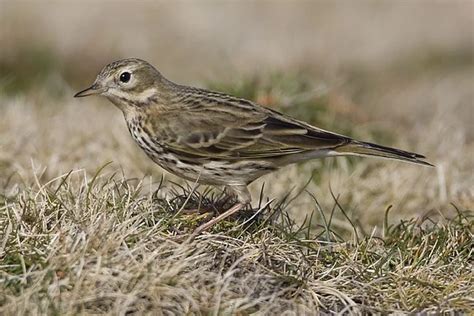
{"left": 128, "top": 126, "right": 277, "bottom": 185}
{"left": 152, "top": 153, "right": 277, "bottom": 186}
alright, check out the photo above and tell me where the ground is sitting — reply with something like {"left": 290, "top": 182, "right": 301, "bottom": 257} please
{"left": 0, "top": 1, "right": 473, "bottom": 314}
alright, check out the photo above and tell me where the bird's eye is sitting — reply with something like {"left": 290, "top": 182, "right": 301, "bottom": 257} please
{"left": 119, "top": 72, "right": 131, "bottom": 83}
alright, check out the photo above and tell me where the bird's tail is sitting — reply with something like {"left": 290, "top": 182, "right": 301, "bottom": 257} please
{"left": 335, "top": 141, "right": 434, "bottom": 167}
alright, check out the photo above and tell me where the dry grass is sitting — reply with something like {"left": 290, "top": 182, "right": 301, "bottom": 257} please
{"left": 0, "top": 170, "right": 472, "bottom": 314}
{"left": 1, "top": 1, "right": 473, "bottom": 314}
{"left": 0, "top": 70, "right": 472, "bottom": 314}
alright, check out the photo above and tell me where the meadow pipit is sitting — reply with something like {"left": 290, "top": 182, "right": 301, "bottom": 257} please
{"left": 75, "top": 58, "right": 432, "bottom": 236}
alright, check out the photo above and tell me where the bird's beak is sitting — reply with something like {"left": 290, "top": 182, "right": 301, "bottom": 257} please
{"left": 74, "top": 83, "right": 106, "bottom": 98}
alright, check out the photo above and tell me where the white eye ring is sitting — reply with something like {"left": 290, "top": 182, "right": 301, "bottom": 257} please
{"left": 119, "top": 71, "right": 132, "bottom": 83}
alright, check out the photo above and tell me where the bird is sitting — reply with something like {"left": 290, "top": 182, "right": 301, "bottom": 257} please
{"left": 74, "top": 58, "right": 432, "bottom": 236}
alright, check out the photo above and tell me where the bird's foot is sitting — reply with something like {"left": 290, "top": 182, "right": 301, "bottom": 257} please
{"left": 186, "top": 203, "right": 245, "bottom": 241}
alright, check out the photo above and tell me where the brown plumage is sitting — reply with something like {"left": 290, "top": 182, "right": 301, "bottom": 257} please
{"left": 75, "top": 58, "right": 432, "bottom": 236}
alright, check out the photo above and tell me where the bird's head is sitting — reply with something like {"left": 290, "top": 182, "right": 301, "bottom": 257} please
{"left": 74, "top": 58, "right": 165, "bottom": 109}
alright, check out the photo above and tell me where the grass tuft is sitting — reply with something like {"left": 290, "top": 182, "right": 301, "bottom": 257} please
{"left": 0, "top": 171, "right": 472, "bottom": 314}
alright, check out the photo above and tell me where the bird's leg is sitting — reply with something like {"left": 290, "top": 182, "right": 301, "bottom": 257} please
{"left": 188, "top": 185, "right": 250, "bottom": 239}
{"left": 189, "top": 202, "right": 245, "bottom": 238}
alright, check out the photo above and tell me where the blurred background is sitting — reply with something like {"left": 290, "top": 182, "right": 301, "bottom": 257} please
{"left": 1, "top": 1, "right": 473, "bottom": 232}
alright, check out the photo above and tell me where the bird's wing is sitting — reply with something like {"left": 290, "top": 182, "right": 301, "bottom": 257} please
{"left": 149, "top": 94, "right": 349, "bottom": 161}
